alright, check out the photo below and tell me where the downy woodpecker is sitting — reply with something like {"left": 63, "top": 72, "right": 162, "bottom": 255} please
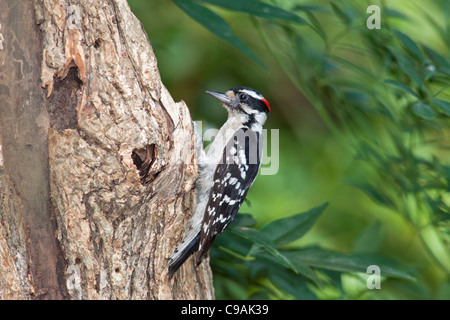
{"left": 168, "top": 87, "right": 270, "bottom": 279}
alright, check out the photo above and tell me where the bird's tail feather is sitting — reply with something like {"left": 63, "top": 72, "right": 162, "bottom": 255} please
{"left": 168, "top": 232, "right": 200, "bottom": 279}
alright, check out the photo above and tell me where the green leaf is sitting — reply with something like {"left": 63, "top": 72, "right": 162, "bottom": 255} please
{"left": 230, "top": 228, "right": 297, "bottom": 273}
{"left": 231, "top": 213, "right": 257, "bottom": 228}
{"left": 432, "top": 99, "right": 450, "bottom": 116}
{"left": 292, "top": 5, "right": 327, "bottom": 40}
{"left": 214, "top": 229, "right": 254, "bottom": 258}
{"left": 303, "top": 10, "right": 327, "bottom": 41}
{"left": 173, "top": 0, "right": 264, "bottom": 66}
{"left": 329, "top": 55, "right": 378, "bottom": 81}
{"left": 412, "top": 102, "right": 435, "bottom": 120}
{"left": 253, "top": 250, "right": 321, "bottom": 285}
{"left": 348, "top": 180, "right": 395, "bottom": 207}
{"left": 393, "top": 29, "right": 424, "bottom": 61}
{"left": 330, "top": 3, "right": 352, "bottom": 26}
{"left": 423, "top": 45, "right": 450, "bottom": 72}
{"left": 384, "top": 79, "right": 419, "bottom": 98}
{"left": 199, "top": 0, "right": 307, "bottom": 24}
{"left": 385, "top": 8, "right": 411, "bottom": 21}
{"left": 260, "top": 202, "right": 328, "bottom": 246}
{"left": 286, "top": 247, "right": 416, "bottom": 281}
{"left": 397, "top": 56, "right": 424, "bottom": 89}
{"left": 266, "top": 266, "right": 318, "bottom": 299}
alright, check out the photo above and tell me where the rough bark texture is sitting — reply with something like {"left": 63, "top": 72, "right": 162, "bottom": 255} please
{"left": 0, "top": 0, "right": 214, "bottom": 299}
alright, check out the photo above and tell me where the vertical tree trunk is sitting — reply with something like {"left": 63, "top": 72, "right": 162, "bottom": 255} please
{"left": 0, "top": 0, "right": 214, "bottom": 299}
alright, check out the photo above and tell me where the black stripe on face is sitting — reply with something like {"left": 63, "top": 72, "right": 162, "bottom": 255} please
{"left": 243, "top": 114, "right": 256, "bottom": 128}
{"left": 231, "top": 87, "right": 270, "bottom": 114}
{"left": 247, "top": 97, "right": 269, "bottom": 113}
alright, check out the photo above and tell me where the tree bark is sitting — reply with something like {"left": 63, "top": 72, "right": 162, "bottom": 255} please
{"left": 0, "top": 0, "right": 213, "bottom": 299}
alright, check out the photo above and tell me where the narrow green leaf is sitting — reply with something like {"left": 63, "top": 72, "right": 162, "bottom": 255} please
{"left": 286, "top": 247, "right": 416, "bottom": 281}
{"left": 303, "top": 10, "right": 327, "bottom": 41}
{"left": 260, "top": 202, "right": 328, "bottom": 246}
{"left": 385, "top": 8, "right": 411, "bottom": 21}
{"left": 330, "top": 3, "right": 352, "bottom": 26}
{"left": 293, "top": 4, "right": 328, "bottom": 13}
{"left": 230, "top": 228, "right": 297, "bottom": 273}
{"left": 214, "top": 230, "right": 253, "bottom": 258}
{"left": 348, "top": 180, "right": 395, "bottom": 207}
{"left": 384, "top": 79, "right": 419, "bottom": 98}
{"left": 432, "top": 99, "right": 450, "bottom": 116}
{"left": 412, "top": 102, "right": 435, "bottom": 120}
{"left": 330, "top": 55, "right": 377, "bottom": 80}
{"left": 423, "top": 45, "right": 450, "bottom": 72}
{"left": 397, "top": 57, "right": 424, "bottom": 89}
{"left": 393, "top": 29, "right": 424, "bottom": 61}
{"left": 292, "top": 5, "right": 327, "bottom": 40}
{"left": 199, "top": 0, "right": 307, "bottom": 24}
{"left": 173, "top": 0, "right": 263, "bottom": 66}
{"left": 266, "top": 266, "right": 318, "bottom": 299}
{"left": 253, "top": 250, "right": 321, "bottom": 285}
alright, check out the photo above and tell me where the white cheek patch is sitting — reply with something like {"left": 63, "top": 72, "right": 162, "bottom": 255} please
{"left": 240, "top": 104, "right": 259, "bottom": 114}
{"left": 254, "top": 112, "right": 267, "bottom": 125}
{"left": 240, "top": 89, "right": 264, "bottom": 100}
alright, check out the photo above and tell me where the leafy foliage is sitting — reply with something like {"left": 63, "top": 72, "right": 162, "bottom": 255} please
{"left": 173, "top": 0, "right": 264, "bottom": 65}
{"left": 211, "top": 204, "right": 415, "bottom": 299}
{"left": 172, "top": 0, "right": 307, "bottom": 66}
{"left": 130, "top": 0, "right": 450, "bottom": 299}
{"left": 172, "top": 0, "right": 449, "bottom": 299}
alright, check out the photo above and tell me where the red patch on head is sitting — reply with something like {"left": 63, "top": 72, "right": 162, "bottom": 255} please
{"left": 262, "top": 98, "right": 271, "bottom": 112}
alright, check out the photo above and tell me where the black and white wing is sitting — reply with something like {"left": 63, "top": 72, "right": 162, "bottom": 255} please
{"left": 196, "top": 128, "right": 263, "bottom": 264}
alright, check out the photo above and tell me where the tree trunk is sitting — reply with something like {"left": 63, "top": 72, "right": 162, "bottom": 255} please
{"left": 0, "top": 0, "right": 213, "bottom": 299}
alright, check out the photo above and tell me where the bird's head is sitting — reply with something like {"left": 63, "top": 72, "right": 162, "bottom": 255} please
{"left": 206, "top": 86, "right": 270, "bottom": 128}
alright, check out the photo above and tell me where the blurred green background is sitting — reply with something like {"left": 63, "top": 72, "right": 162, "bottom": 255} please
{"left": 127, "top": 0, "right": 450, "bottom": 299}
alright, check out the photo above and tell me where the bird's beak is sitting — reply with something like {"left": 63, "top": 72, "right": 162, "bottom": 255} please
{"left": 206, "top": 90, "right": 233, "bottom": 105}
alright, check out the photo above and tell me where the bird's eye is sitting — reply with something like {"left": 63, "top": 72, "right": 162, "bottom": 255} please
{"left": 238, "top": 93, "right": 248, "bottom": 101}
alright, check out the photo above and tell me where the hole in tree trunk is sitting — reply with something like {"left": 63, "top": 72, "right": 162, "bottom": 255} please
{"left": 131, "top": 144, "right": 158, "bottom": 185}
